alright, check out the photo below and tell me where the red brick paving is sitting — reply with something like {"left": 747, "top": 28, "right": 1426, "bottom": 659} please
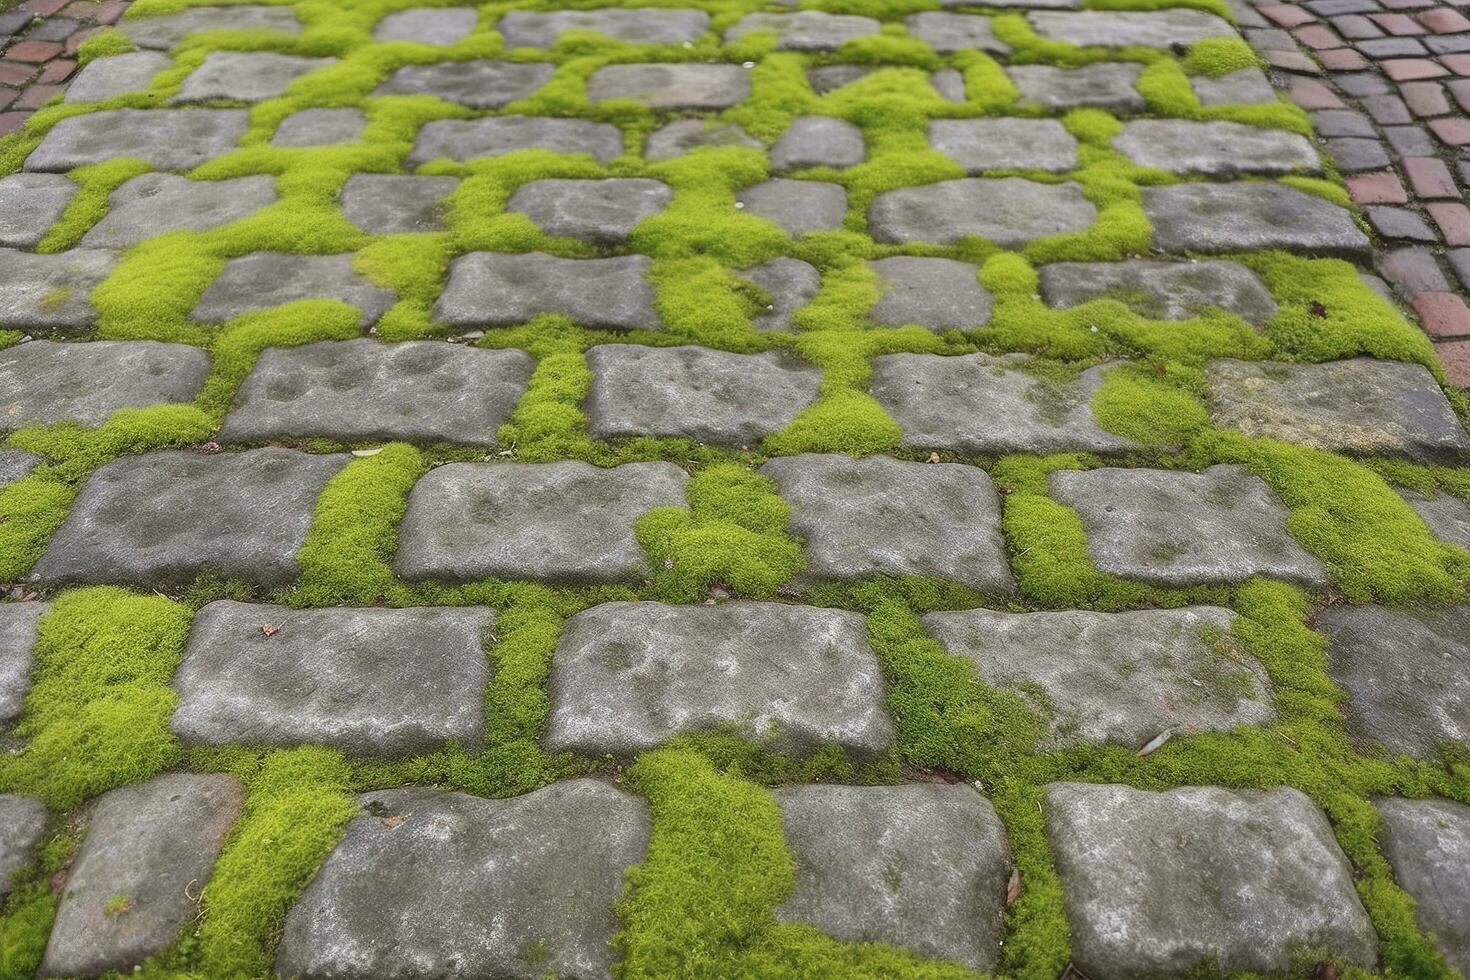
{"left": 0, "top": 0, "right": 137, "bottom": 132}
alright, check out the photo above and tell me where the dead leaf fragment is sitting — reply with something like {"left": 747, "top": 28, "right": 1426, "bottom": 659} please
{"left": 379, "top": 814, "right": 408, "bottom": 829}
{"left": 260, "top": 624, "right": 279, "bottom": 637}
{"left": 1005, "top": 868, "right": 1021, "bottom": 906}
{"left": 1137, "top": 729, "right": 1173, "bottom": 756}
{"left": 926, "top": 452, "right": 941, "bottom": 463}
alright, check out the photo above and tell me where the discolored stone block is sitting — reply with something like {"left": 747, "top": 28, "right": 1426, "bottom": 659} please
{"left": 587, "top": 63, "right": 750, "bottom": 108}
{"left": 373, "top": 6, "right": 478, "bottom": 44}
{"left": 340, "top": 173, "right": 457, "bottom": 233}
{"left": 1006, "top": 62, "right": 1145, "bottom": 112}
{"left": 866, "top": 256, "right": 991, "bottom": 329}
{"left": 770, "top": 115, "right": 865, "bottom": 169}
{"left": 0, "top": 602, "right": 44, "bottom": 723}
{"left": 0, "top": 340, "right": 209, "bottom": 431}
{"left": 81, "top": 173, "right": 278, "bottom": 249}
{"left": 173, "top": 51, "right": 335, "bottom": 103}
{"left": 0, "top": 249, "right": 114, "bottom": 329}
{"left": 409, "top": 116, "right": 624, "bottom": 166}
{"left": 737, "top": 178, "right": 847, "bottom": 236}
{"left": 1142, "top": 182, "right": 1370, "bottom": 257}
{"left": 645, "top": 118, "right": 760, "bottom": 159}
{"left": 1113, "top": 120, "right": 1319, "bottom": 175}
{"left": 498, "top": 8, "right": 709, "bottom": 47}
{"left": 0, "top": 173, "right": 75, "bottom": 248}
{"left": 434, "top": 252, "right": 658, "bottom": 329}
{"left": 26, "top": 108, "right": 249, "bottom": 172}
{"left": 375, "top": 60, "right": 553, "bottom": 108}
{"left": 725, "top": 11, "right": 880, "bottom": 49}
{"left": 928, "top": 117, "right": 1077, "bottom": 172}
{"left": 869, "top": 177, "right": 1095, "bottom": 246}
{"left": 1038, "top": 259, "right": 1279, "bottom": 325}
{"left": 506, "top": 177, "right": 672, "bottom": 243}
{"left": 194, "top": 252, "right": 394, "bottom": 325}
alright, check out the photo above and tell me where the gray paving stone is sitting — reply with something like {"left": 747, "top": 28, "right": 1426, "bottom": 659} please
{"left": 906, "top": 12, "right": 1010, "bottom": 53}
{"left": 588, "top": 63, "right": 750, "bottom": 108}
{"left": 1331, "top": 139, "right": 1395, "bottom": 175}
{"left": 1039, "top": 259, "right": 1279, "bottom": 326}
{"left": 32, "top": 448, "right": 347, "bottom": 588}
{"left": 929, "top": 118, "right": 1077, "bottom": 173}
{"left": 737, "top": 178, "right": 846, "bottom": 236}
{"left": 341, "top": 173, "right": 456, "bottom": 233}
{"left": 1402, "top": 490, "right": 1470, "bottom": 549}
{"left": 0, "top": 795, "right": 46, "bottom": 900}
{"left": 434, "top": 252, "right": 658, "bottom": 329}
{"left": 544, "top": 601, "right": 893, "bottom": 757}
{"left": 409, "top": 115, "right": 625, "bottom": 166}
{"left": 1317, "top": 604, "right": 1469, "bottom": 759}
{"left": 760, "top": 454, "right": 1013, "bottom": 591}
{"left": 585, "top": 344, "right": 821, "bottom": 444}
{"left": 1007, "top": 63, "right": 1146, "bottom": 113}
{"left": 506, "top": 177, "right": 671, "bottom": 243}
{"left": 172, "top": 601, "right": 494, "bottom": 754}
{"left": 1205, "top": 358, "right": 1470, "bottom": 460}
{"left": 193, "top": 252, "right": 395, "bottom": 326}
{"left": 0, "top": 602, "right": 43, "bottom": 723}
{"left": 0, "top": 249, "right": 114, "bottom": 330}
{"left": 1375, "top": 797, "right": 1470, "bottom": 974}
{"left": 0, "top": 340, "right": 209, "bottom": 430}
{"left": 959, "top": 0, "right": 1079, "bottom": 7}
{"left": 770, "top": 116, "right": 865, "bottom": 170}
{"left": 740, "top": 256, "right": 820, "bottom": 332}
{"left": 924, "top": 606, "right": 1273, "bottom": 749}
{"left": 174, "top": 51, "right": 335, "bottom": 103}
{"left": 1142, "top": 183, "right": 1370, "bottom": 257}
{"left": 1192, "top": 67, "right": 1277, "bottom": 105}
{"left": 276, "top": 780, "right": 648, "bottom": 980}
{"left": 867, "top": 256, "right": 991, "bottom": 329}
{"left": 374, "top": 6, "right": 478, "bottom": 44}
{"left": 271, "top": 108, "right": 366, "bottom": 147}
{"left": 118, "top": 5, "right": 300, "bottom": 48}
{"left": 645, "top": 119, "right": 761, "bottom": 159}
{"left": 1045, "top": 783, "right": 1377, "bottom": 976}
{"left": 1114, "top": 120, "right": 1318, "bottom": 175}
{"left": 219, "top": 340, "right": 532, "bottom": 447}
{"left": 932, "top": 67, "right": 966, "bottom": 102}
{"left": 395, "top": 460, "right": 688, "bottom": 583}
{"left": 81, "top": 173, "right": 277, "bottom": 249}
{"left": 1313, "top": 109, "right": 1377, "bottom": 139}
{"left": 774, "top": 784, "right": 1011, "bottom": 971}
{"left": 1050, "top": 464, "right": 1328, "bottom": 587}
{"left": 0, "top": 173, "right": 74, "bottom": 249}
{"left": 63, "top": 51, "right": 169, "bottom": 103}
{"left": 726, "top": 11, "right": 880, "bottom": 49}
{"left": 0, "top": 449, "right": 38, "bottom": 487}
{"left": 869, "top": 177, "right": 1095, "bottom": 246}
{"left": 1029, "top": 8, "right": 1234, "bottom": 47}
{"left": 375, "top": 60, "right": 553, "bottom": 108}
{"left": 869, "top": 353, "right": 1134, "bottom": 453}
{"left": 806, "top": 64, "right": 875, "bottom": 94}
{"left": 498, "top": 8, "right": 710, "bottom": 47}
{"left": 41, "top": 773, "right": 246, "bottom": 978}
{"left": 25, "top": 108, "right": 250, "bottom": 172}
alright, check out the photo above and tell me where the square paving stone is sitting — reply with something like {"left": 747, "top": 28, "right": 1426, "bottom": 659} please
{"left": 276, "top": 781, "right": 648, "bottom": 980}
{"left": 932, "top": 68, "right": 966, "bottom": 102}
{"left": 760, "top": 454, "right": 1014, "bottom": 591}
{"left": 0, "top": 449, "right": 38, "bottom": 487}
{"left": 1401, "top": 489, "right": 1470, "bottom": 548}
{"left": 0, "top": 340, "right": 209, "bottom": 431}
{"left": 1006, "top": 63, "right": 1146, "bottom": 113}
{"left": 1044, "top": 782, "right": 1377, "bottom": 977}
{"left": 341, "top": 173, "right": 457, "bottom": 233}
{"left": 498, "top": 8, "right": 710, "bottom": 47}
{"left": 41, "top": 773, "right": 246, "bottom": 978}
{"left": 506, "top": 177, "right": 672, "bottom": 243}
{"left": 869, "top": 177, "right": 1095, "bottom": 246}
{"left": 867, "top": 256, "right": 992, "bottom": 329}
{"left": 737, "top": 178, "right": 847, "bottom": 236}
{"left": 375, "top": 60, "right": 554, "bottom": 108}
{"left": 906, "top": 12, "right": 1010, "bottom": 52}
{"left": 923, "top": 606, "right": 1274, "bottom": 749}
{"left": 408, "top": 116, "right": 625, "bottom": 166}
{"left": 1049, "top": 464, "right": 1329, "bottom": 587}
{"left": 770, "top": 116, "right": 865, "bottom": 170}
{"left": 725, "top": 11, "right": 880, "bottom": 49}
{"left": 395, "top": 460, "right": 689, "bottom": 583}
{"left": 434, "top": 252, "right": 658, "bottom": 329}
{"left": 193, "top": 252, "right": 395, "bottom": 325}
{"left": 1038, "top": 259, "right": 1279, "bottom": 326}
{"left": 219, "top": 339, "right": 532, "bottom": 446}
{"left": 928, "top": 118, "right": 1077, "bottom": 173}
{"left": 1375, "top": 797, "right": 1470, "bottom": 974}
{"left": 585, "top": 344, "right": 822, "bottom": 445}
{"left": 118, "top": 5, "right": 301, "bottom": 48}
{"left": 1192, "top": 67, "right": 1278, "bottom": 105}
{"left": 0, "top": 173, "right": 74, "bottom": 248}
{"left": 0, "top": 602, "right": 44, "bottom": 723}
{"left": 543, "top": 601, "right": 894, "bottom": 757}
{"left": 588, "top": 63, "right": 751, "bottom": 108}
{"left": 271, "top": 107, "right": 366, "bottom": 147}
{"left": 774, "top": 784, "right": 1012, "bottom": 971}
{"left": 25, "top": 108, "right": 250, "bottom": 172}
{"left": 172, "top": 601, "right": 494, "bottom": 755}
{"left": 0, "top": 249, "right": 114, "bottom": 329}
{"left": 374, "top": 6, "right": 478, "bottom": 44}
{"left": 173, "top": 51, "right": 336, "bottom": 103}
{"left": 1142, "top": 182, "right": 1370, "bottom": 257}
{"left": 64, "top": 52, "right": 170, "bottom": 103}
{"left": 1113, "top": 120, "right": 1319, "bottom": 175}
{"left": 81, "top": 173, "right": 278, "bottom": 249}
{"left": 646, "top": 119, "right": 761, "bottom": 159}
{"left": 740, "top": 256, "right": 820, "bottom": 331}
{"left": 869, "top": 353, "right": 1136, "bottom": 453}
{"left": 32, "top": 448, "right": 348, "bottom": 588}
{"left": 0, "top": 795, "right": 46, "bottom": 901}
{"left": 1029, "top": 8, "right": 1235, "bottom": 47}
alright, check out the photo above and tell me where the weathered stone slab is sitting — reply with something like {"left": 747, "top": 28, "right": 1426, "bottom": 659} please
{"left": 924, "top": 606, "right": 1273, "bottom": 748}
{"left": 118, "top": 5, "right": 300, "bottom": 49}
{"left": 174, "top": 51, "right": 335, "bottom": 103}
{"left": 276, "top": 781, "right": 649, "bottom": 980}
{"left": 0, "top": 173, "right": 74, "bottom": 249}
{"left": 1205, "top": 358, "right": 1470, "bottom": 460}
{"left": 41, "top": 773, "right": 246, "bottom": 978}
{"left": 499, "top": 8, "right": 710, "bottom": 47}
{"left": 645, "top": 119, "right": 760, "bottom": 159}
{"left": 1192, "top": 67, "right": 1277, "bottom": 105}
{"left": 194, "top": 252, "right": 394, "bottom": 326}
{"left": 376, "top": 59, "right": 553, "bottom": 108}
{"left": 64, "top": 51, "right": 170, "bottom": 103}
{"left": 1029, "top": 9, "right": 1234, "bottom": 47}
{"left": 33, "top": 448, "right": 347, "bottom": 588}
{"left": 26, "top": 108, "right": 249, "bottom": 172}
{"left": 771, "top": 116, "right": 865, "bottom": 170}
{"left": 1402, "top": 490, "right": 1470, "bottom": 549}
{"left": 585, "top": 344, "right": 821, "bottom": 444}
{"left": 0, "top": 449, "right": 38, "bottom": 487}
{"left": 395, "top": 460, "right": 688, "bottom": 582}
{"left": 867, "top": 256, "right": 991, "bottom": 329}
{"left": 0, "top": 249, "right": 114, "bottom": 329}
{"left": 172, "top": 601, "right": 494, "bottom": 754}
{"left": 0, "top": 795, "right": 46, "bottom": 900}
{"left": 374, "top": 6, "right": 478, "bottom": 44}
{"left": 434, "top": 252, "right": 658, "bottom": 329}
{"left": 1114, "top": 120, "right": 1318, "bottom": 176}
{"left": 906, "top": 12, "right": 1010, "bottom": 53}
{"left": 1007, "top": 63, "right": 1145, "bottom": 113}
{"left": 929, "top": 118, "right": 1077, "bottom": 173}
{"left": 870, "top": 177, "right": 1095, "bottom": 245}
{"left": 1375, "top": 797, "right": 1470, "bottom": 974}
{"left": 0, "top": 602, "right": 44, "bottom": 723}
{"left": 737, "top": 178, "right": 846, "bottom": 236}
{"left": 1039, "top": 260, "right": 1279, "bottom": 326}
{"left": 1044, "top": 783, "right": 1377, "bottom": 976}
{"left": 219, "top": 340, "right": 532, "bottom": 446}
{"left": 727, "top": 11, "right": 879, "bottom": 49}
{"left": 807, "top": 64, "right": 874, "bottom": 94}
{"left": 1142, "top": 182, "right": 1370, "bottom": 257}
{"left": 409, "top": 116, "right": 624, "bottom": 166}
{"left": 588, "top": 63, "right": 750, "bottom": 108}
{"left": 932, "top": 67, "right": 966, "bottom": 102}
{"left": 774, "top": 784, "right": 1010, "bottom": 970}
{"left": 741, "top": 257, "right": 820, "bottom": 331}
{"left": 544, "top": 601, "right": 894, "bottom": 756}
{"left": 82, "top": 173, "right": 277, "bottom": 248}
{"left": 761, "top": 454, "right": 1013, "bottom": 591}
{"left": 870, "top": 353, "right": 1134, "bottom": 453}
{"left": 507, "top": 177, "right": 672, "bottom": 243}
{"left": 0, "top": 340, "right": 209, "bottom": 430}
{"left": 1050, "top": 464, "right": 1328, "bottom": 587}
{"left": 272, "top": 108, "right": 365, "bottom": 147}
{"left": 341, "top": 173, "right": 456, "bottom": 233}
{"left": 1317, "top": 604, "right": 1469, "bottom": 758}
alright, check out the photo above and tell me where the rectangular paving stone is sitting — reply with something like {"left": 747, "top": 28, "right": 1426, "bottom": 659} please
{"left": 647, "top": 118, "right": 761, "bottom": 159}
{"left": 395, "top": 460, "right": 688, "bottom": 583}
{"left": 271, "top": 107, "right": 365, "bottom": 147}
{"left": 543, "top": 601, "right": 894, "bottom": 757}
{"left": 1113, "top": 119, "right": 1319, "bottom": 175}
{"left": 929, "top": 118, "right": 1077, "bottom": 172}
{"left": 1142, "top": 182, "right": 1371, "bottom": 257}
{"left": 506, "top": 177, "right": 672, "bottom": 243}
{"left": 725, "top": 11, "right": 880, "bottom": 49}
{"left": 0, "top": 248, "right": 116, "bottom": 329}
{"left": 1, "top": 340, "right": 209, "bottom": 430}
{"left": 340, "top": 173, "right": 457, "bottom": 233}
{"left": 0, "top": 172, "right": 74, "bottom": 247}
{"left": 770, "top": 115, "right": 865, "bottom": 169}
{"left": 0, "top": 796, "right": 46, "bottom": 902}
{"left": 117, "top": 5, "right": 300, "bottom": 48}
{"left": 408, "top": 115, "right": 625, "bottom": 166}
{"left": 1191, "top": 67, "right": 1278, "bottom": 104}
{"left": 867, "top": 256, "right": 992, "bottom": 329}
{"left": 1401, "top": 488, "right": 1470, "bottom": 547}
{"left": 171, "top": 601, "right": 494, "bottom": 755}
{"left": 25, "top": 108, "right": 249, "bottom": 172}
{"left": 193, "top": 252, "right": 395, "bottom": 325}
{"left": 0, "top": 449, "right": 38, "bottom": 487}
{"left": 0, "top": 602, "right": 43, "bottom": 723}
{"left": 906, "top": 12, "right": 1011, "bottom": 53}
{"left": 1006, "top": 62, "right": 1146, "bottom": 112}
{"left": 434, "top": 252, "right": 658, "bottom": 329}
{"left": 375, "top": 60, "right": 553, "bottom": 108}
{"left": 1029, "top": 8, "right": 1235, "bottom": 46}
{"left": 1038, "top": 259, "right": 1279, "bottom": 325}
{"left": 736, "top": 178, "right": 847, "bottom": 236}
{"left": 869, "top": 177, "right": 1096, "bottom": 246}
{"left": 219, "top": 339, "right": 532, "bottom": 447}
{"left": 64, "top": 51, "right": 171, "bottom": 104}
{"left": 498, "top": 8, "right": 710, "bottom": 47}
{"left": 1375, "top": 797, "right": 1470, "bottom": 973}
{"left": 587, "top": 63, "right": 750, "bottom": 107}
{"left": 374, "top": 6, "right": 478, "bottom": 44}
{"left": 82, "top": 173, "right": 277, "bottom": 248}
{"left": 173, "top": 51, "right": 335, "bottom": 103}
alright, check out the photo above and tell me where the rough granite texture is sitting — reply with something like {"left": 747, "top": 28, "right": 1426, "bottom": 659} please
{"left": 770, "top": 115, "right": 866, "bottom": 169}
{"left": 869, "top": 177, "right": 1096, "bottom": 245}
{"left": 1374, "top": 797, "right": 1470, "bottom": 974}
{"left": 173, "top": 51, "right": 335, "bottom": 103}
{"left": 1006, "top": 62, "right": 1145, "bottom": 112}
{"left": 587, "top": 63, "right": 751, "bottom": 108}
{"left": 498, "top": 8, "right": 710, "bottom": 47}
{"left": 0, "top": 448, "right": 38, "bottom": 487}
{"left": 1402, "top": 490, "right": 1470, "bottom": 549}
{"left": 0, "top": 602, "right": 44, "bottom": 723}
{"left": 1038, "top": 260, "right": 1279, "bottom": 326}
{"left": 0, "top": 796, "right": 47, "bottom": 901}
{"left": 725, "top": 11, "right": 880, "bottom": 48}
{"left": 193, "top": 253, "right": 396, "bottom": 325}
{"left": 25, "top": 109, "right": 250, "bottom": 172}
{"left": 374, "top": 7, "right": 478, "bottom": 44}
{"left": 1112, "top": 119, "right": 1319, "bottom": 176}
{"left": 1142, "top": 182, "right": 1371, "bottom": 257}
{"left": 408, "top": 116, "right": 624, "bottom": 166}
{"left": 118, "top": 6, "right": 300, "bottom": 48}
{"left": 740, "top": 256, "right": 821, "bottom": 331}
{"left": 0, "top": 173, "right": 75, "bottom": 247}
{"left": 906, "top": 11, "right": 1011, "bottom": 53}
{"left": 928, "top": 118, "right": 1077, "bottom": 172}
{"left": 1028, "top": 8, "right": 1234, "bottom": 47}
{"left": 339, "top": 173, "right": 457, "bottom": 234}
{"left": 272, "top": 108, "right": 366, "bottom": 147}
{"left": 0, "top": 340, "right": 210, "bottom": 430}
{"left": 81, "top": 173, "right": 278, "bottom": 249}
{"left": 867, "top": 256, "right": 992, "bottom": 329}
{"left": 374, "top": 60, "right": 553, "bottom": 108}
{"left": 506, "top": 177, "right": 673, "bottom": 243}
{"left": 435, "top": 251, "right": 657, "bottom": 329}
{"left": 0, "top": 249, "right": 115, "bottom": 329}
{"left": 737, "top": 178, "right": 847, "bottom": 236}
{"left": 645, "top": 119, "right": 761, "bottom": 159}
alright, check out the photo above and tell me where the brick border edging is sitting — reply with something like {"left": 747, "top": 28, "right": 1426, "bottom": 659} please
{"left": 0, "top": 0, "right": 130, "bottom": 134}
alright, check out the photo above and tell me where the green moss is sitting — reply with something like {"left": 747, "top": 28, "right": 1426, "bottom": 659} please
{"left": 76, "top": 28, "right": 134, "bottom": 64}
{"left": 1182, "top": 37, "right": 1261, "bottom": 77}
{"left": 38, "top": 158, "right": 152, "bottom": 254}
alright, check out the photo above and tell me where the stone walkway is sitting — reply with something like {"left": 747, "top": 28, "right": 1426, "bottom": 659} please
{"left": 0, "top": 1, "right": 1467, "bottom": 978}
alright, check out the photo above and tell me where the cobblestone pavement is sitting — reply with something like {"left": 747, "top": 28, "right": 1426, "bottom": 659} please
{"left": 0, "top": 0, "right": 1468, "bottom": 978}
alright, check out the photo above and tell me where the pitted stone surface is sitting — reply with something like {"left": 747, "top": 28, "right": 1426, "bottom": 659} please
{"left": 374, "top": 6, "right": 478, "bottom": 44}
{"left": 1142, "top": 182, "right": 1370, "bottom": 257}
{"left": 41, "top": 773, "right": 246, "bottom": 978}
{"left": 375, "top": 60, "right": 554, "bottom": 108}
{"left": 81, "top": 173, "right": 278, "bottom": 249}
{"left": 760, "top": 454, "right": 1013, "bottom": 591}
{"left": 499, "top": 8, "right": 710, "bottom": 47}
{"left": 1049, "top": 464, "right": 1329, "bottom": 587}
{"left": 867, "top": 256, "right": 992, "bottom": 329}
{"left": 1113, "top": 120, "right": 1318, "bottom": 176}
{"left": 929, "top": 118, "right": 1078, "bottom": 173}
{"left": 726, "top": 11, "right": 880, "bottom": 49}
{"left": 395, "top": 460, "right": 689, "bottom": 582}
{"left": 1375, "top": 797, "right": 1470, "bottom": 974}
{"left": 588, "top": 63, "right": 750, "bottom": 108}
{"left": 341, "top": 174, "right": 457, "bottom": 233}
{"left": 870, "top": 353, "right": 1135, "bottom": 453}
{"left": 195, "top": 253, "right": 395, "bottom": 325}
{"left": 1316, "top": 604, "right": 1470, "bottom": 759}
{"left": 906, "top": 12, "right": 1010, "bottom": 53}
{"left": 26, "top": 109, "right": 250, "bottom": 172}
{"left": 435, "top": 252, "right": 658, "bottom": 329}
{"left": 923, "top": 607, "right": 1274, "bottom": 749}
{"left": 0, "top": 249, "right": 114, "bottom": 329}
{"left": 737, "top": 179, "right": 847, "bottom": 236}
{"left": 645, "top": 119, "right": 760, "bottom": 159}
{"left": 0, "top": 796, "right": 46, "bottom": 900}
{"left": 506, "top": 177, "right": 672, "bottom": 243}
{"left": 1191, "top": 67, "right": 1276, "bottom": 105}
{"left": 118, "top": 5, "right": 300, "bottom": 48}
{"left": 0, "top": 173, "right": 75, "bottom": 248}
{"left": 409, "top": 116, "right": 624, "bottom": 166}
{"left": 0, "top": 449, "right": 38, "bottom": 487}
{"left": 740, "top": 256, "right": 820, "bottom": 332}
{"left": 272, "top": 108, "right": 366, "bottom": 147}
{"left": 0, "top": 602, "right": 44, "bottom": 723}
{"left": 175, "top": 51, "right": 335, "bottom": 103}
{"left": 64, "top": 51, "right": 170, "bottom": 103}
{"left": 1044, "top": 783, "right": 1377, "bottom": 977}
{"left": 1039, "top": 260, "right": 1279, "bottom": 326}
{"left": 0, "top": 340, "right": 210, "bottom": 430}
{"left": 33, "top": 448, "right": 348, "bottom": 588}
{"left": 220, "top": 340, "right": 532, "bottom": 446}
{"left": 770, "top": 116, "right": 865, "bottom": 170}
{"left": 1029, "top": 9, "right": 1234, "bottom": 47}
{"left": 774, "top": 784, "right": 1011, "bottom": 971}
{"left": 1402, "top": 490, "right": 1470, "bottom": 549}
{"left": 276, "top": 781, "right": 649, "bottom": 980}
{"left": 1205, "top": 358, "right": 1470, "bottom": 460}
{"left": 1007, "top": 62, "right": 1145, "bottom": 112}
{"left": 585, "top": 344, "right": 822, "bottom": 444}
{"left": 544, "top": 601, "right": 894, "bottom": 757}
{"left": 172, "top": 601, "right": 494, "bottom": 755}
{"left": 869, "top": 178, "right": 1095, "bottom": 246}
